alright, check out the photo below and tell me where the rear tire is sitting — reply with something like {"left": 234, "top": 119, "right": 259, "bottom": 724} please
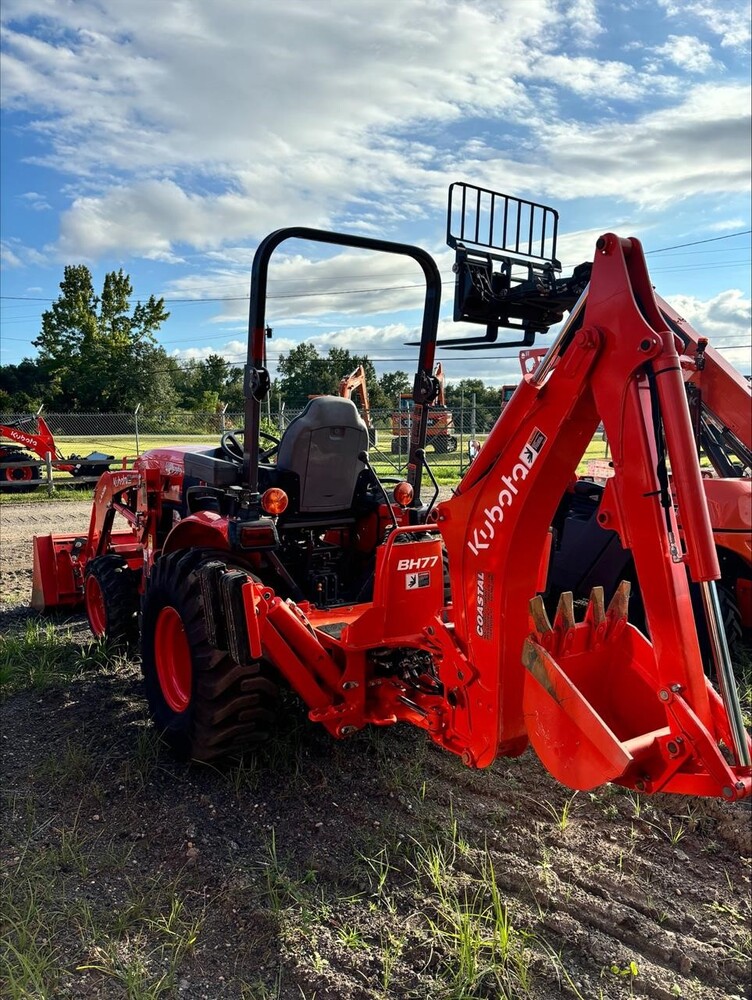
{"left": 0, "top": 451, "right": 40, "bottom": 493}
{"left": 85, "top": 554, "right": 139, "bottom": 647}
{"left": 140, "top": 549, "right": 280, "bottom": 761}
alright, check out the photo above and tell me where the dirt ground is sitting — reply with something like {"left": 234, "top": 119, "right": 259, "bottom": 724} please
{"left": 1, "top": 500, "right": 750, "bottom": 1000}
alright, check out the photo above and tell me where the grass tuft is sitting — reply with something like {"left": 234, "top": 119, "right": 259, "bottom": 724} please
{"left": 0, "top": 620, "right": 120, "bottom": 698}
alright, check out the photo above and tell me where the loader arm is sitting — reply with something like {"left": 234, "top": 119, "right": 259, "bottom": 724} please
{"left": 437, "top": 233, "right": 750, "bottom": 795}
{"left": 0, "top": 415, "right": 65, "bottom": 464}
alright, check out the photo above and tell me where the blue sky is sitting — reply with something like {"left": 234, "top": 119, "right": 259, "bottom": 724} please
{"left": 1, "top": 0, "right": 750, "bottom": 388}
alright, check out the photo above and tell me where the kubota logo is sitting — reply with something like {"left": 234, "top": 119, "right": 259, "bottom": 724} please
{"left": 7, "top": 428, "right": 35, "bottom": 447}
{"left": 467, "top": 429, "right": 547, "bottom": 556}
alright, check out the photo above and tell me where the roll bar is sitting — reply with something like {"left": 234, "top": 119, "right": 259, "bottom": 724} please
{"left": 243, "top": 227, "right": 443, "bottom": 502}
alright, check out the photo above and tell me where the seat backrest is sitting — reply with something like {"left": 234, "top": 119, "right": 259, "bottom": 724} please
{"left": 276, "top": 396, "right": 368, "bottom": 513}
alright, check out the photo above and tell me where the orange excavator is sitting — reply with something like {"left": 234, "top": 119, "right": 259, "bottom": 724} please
{"left": 391, "top": 361, "right": 457, "bottom": 454}
{"left": 338, "top": 365, "right": 377, "bottom": 446}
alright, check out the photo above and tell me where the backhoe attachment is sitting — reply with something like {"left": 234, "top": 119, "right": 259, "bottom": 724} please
{"left": 497, "top": 230, "right": 752, "bottom": 801}
{"left": 523, "top": 587, "right": 751, "bottom": 799}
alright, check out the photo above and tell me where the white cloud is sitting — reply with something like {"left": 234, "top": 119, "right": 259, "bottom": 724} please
{"left": 529, "top": 54, "right": 679, "bottom": 100}
{"left": 565, "top": 0, "right": 604, "bottom": 47}
{"left": 662, "top": 287, "right": 751, "bottom": 371}
{"left": 652, "top": 35, "right": 716, "bottom": 73}
{"left": 455, "top": 83, "right": 751, "bottom": 209}
{"left": 0, "top": 237, "right": 49, "bottom": 268}
{"left": 162, "top": 245, "right": 452, "bottom": 328}
{"left": 170, "top": 339, "right": 248, "bottom": 364}
{"left": 1, "top": 242, "right": 23, "bottom": 268}
{"left": 18, "top": 191, "right": 51, "bottom": 211}
{"left": 664, "top": 287, "right": 751, "bottom": 335}
{"left": 659, "top": 0, "right": 752, "bottom": 49}
{"left": 3, "top": 0, "right": 705, "bottom": 263}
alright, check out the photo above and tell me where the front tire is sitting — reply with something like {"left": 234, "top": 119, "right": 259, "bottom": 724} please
{"left": 85, "top": 554, "right": 139, "bottom": 647}
{"left": 140, "top": 549, "right": 280, "bottom": 761}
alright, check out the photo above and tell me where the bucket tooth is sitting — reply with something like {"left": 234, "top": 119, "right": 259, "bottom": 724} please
{"left": 585, "top": 586, "right": 606, "bottom": 627}
{"left": 553, "top": 591, "right": 575, "bottom": 631}
{"left": 606, "top": 580, "right": 631, "bottom": 625}
{"left": 529, "top": 595, "right": 553, "bottom": 634}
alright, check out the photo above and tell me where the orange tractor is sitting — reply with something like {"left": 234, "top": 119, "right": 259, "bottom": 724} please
{"left": 1, "top": 411, "right": 113, "bottom": 492}
{"left": 32, "top": 186, "right": 750, "bottom": 802}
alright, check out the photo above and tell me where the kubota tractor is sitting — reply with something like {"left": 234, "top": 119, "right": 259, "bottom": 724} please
{"left": 0, "top": 411, "right": 114, "bottom": 492}
{"left": 32, "top": 184, "right": 751, "bottom": 802}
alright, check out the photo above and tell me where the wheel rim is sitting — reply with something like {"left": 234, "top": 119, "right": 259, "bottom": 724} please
{"left": 154, "top": 606, "right": 192, "bottom": 713}
{"left": 85, "top": 575, "right": 107, "bottom": 637}
{"left": 3, "top": 465, "right": 33, "bottom": 482}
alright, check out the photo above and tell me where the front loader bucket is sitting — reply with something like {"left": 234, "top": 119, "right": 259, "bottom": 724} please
{"left": 31, "top": 534, "right": 85, "bottom": 611}
{"left": 523, "top": 587, "right": 752, "bottom": 799}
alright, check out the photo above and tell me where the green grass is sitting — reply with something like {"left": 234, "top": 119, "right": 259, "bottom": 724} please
{"left": 1, "top": 856, "right": 203, "bottom": 1000}
{"left": 0, "top": 620, "right": 119, "bottom": 697}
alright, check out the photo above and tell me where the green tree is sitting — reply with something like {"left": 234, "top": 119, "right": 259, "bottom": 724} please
{"left": 277, "top": 343, "right": 390, "bottom": 410}
{"left": 173, "top": 354, "right": 244, "bottom": 412}
{"left": 379, "top": 370, "right": 411, "bottom": 404}
{"left": 0, "top": 359, "right": 49, "bottom": 411}
{"left": 444, "top": 378, "right": 501, "bottom": 432}
{"left": 277, "top": 343, "right": 330, "bottom": 405}
{"left": 33, "top": 265, "right": 175, "bottom": 412}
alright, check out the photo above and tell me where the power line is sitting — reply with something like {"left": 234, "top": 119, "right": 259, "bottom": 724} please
{"left": 646, "top": 230, "right": 751, "bottom": 254}
{"left": 2, "top": 229, "right": 751, "bottom": 306}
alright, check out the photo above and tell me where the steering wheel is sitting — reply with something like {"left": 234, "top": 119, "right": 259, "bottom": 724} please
{"left": 220, "top": 429, "right": 281, "bottom": 463}
{"left": 220, "top": 430, "right": 244, "bottom": 462}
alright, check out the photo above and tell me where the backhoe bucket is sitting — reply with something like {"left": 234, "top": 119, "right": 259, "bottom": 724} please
{"left": 523, "top": 587, "right": 752, "bottom": 799}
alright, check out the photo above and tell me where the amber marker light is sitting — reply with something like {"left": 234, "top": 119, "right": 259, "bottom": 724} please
{"left": 261, "top": 487, "right": 289, "bottom": 515}
{"left": 393, "top": 481, "right": 414, "bottom": 508}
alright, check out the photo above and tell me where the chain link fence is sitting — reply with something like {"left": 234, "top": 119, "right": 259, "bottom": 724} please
{"left": 1, "top": 407, "right": 613, "bottom": 491}
{"left": 2, "top": 403, "right": 511, "bottom": 477}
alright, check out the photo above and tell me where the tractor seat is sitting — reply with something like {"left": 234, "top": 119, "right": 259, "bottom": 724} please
{"left": 276, "top": 396, "right": 369, "bottom": 514}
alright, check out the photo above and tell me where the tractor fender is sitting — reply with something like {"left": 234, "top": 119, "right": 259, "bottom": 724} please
{"left": 162, "top": 510, "right": 230, "bottom": 555}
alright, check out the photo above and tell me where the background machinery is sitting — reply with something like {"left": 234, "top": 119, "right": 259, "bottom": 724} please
{"left": 336, "top": 364, "right": 377, "bottom": 447}
{"left": 1, "top": 411, "right": 113, "bottom": 492}
{"left": 32, "top": 184, "right": 751, "bottom": 802}
{"left": 391, "top": 361, "right": 457, "bottom": 454}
